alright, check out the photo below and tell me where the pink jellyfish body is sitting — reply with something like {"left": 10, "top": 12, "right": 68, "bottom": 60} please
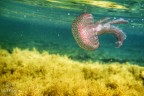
{"left": 72, "top": 13, "right": 128, "bottom": 50}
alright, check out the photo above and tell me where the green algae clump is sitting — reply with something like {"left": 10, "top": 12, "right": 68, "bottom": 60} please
{"left": 0, "top": 48, "right": 144, "bottom": 96}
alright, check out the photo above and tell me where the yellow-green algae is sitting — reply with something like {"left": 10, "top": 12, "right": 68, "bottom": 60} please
{"left": 0, "top": 48, "right": 144, "bottom": 96}
{"left": 46, "top": 0, "right": 127, "bottom": 9}
{"left": 15, "top": 0, "right": 128, "bottom": 10}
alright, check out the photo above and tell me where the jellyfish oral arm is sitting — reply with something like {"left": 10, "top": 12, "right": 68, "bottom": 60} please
{"left": 108, "top": 18, "right": 128, "bottom": 25}
{"left": 92, "top": 24, "right": 103, "bottom": 33}
{"left": 95, "top": 25, "right": 126, "bottom": 48}
{"left": 91, "top": 18, "right": 128, "bottom": 48}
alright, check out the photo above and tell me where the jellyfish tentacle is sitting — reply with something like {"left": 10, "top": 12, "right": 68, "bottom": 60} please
{"left": 106, "top": 18, "right": 128, "bottom": 25}
{"left": 96, "top": 25, "right": 126, "bottom": 48}
{"left": 110, "top": 26, "right": 126, "bottom": 48}
{"left": 97, "top": 17, "right": 110, "bottom": 23}
{"left": 95, "top": 17, "right": 110, "bottom": 25}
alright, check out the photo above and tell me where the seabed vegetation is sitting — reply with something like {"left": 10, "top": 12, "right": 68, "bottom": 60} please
{"left": 0, "top": 48, "right": 144, "bottom": 96}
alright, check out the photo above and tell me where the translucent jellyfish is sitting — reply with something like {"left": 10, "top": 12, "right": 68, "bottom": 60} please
{"left": 72, "top": 13, "right": 128, "bottom": 50}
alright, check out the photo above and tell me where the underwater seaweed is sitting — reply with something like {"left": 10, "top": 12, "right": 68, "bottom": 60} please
{"left": 0, "top": 48, "right": 144, "bottom": 96}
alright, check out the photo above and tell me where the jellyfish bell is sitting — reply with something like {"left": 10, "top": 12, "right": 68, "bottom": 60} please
{"left": 72, "top": 13, "right": 100, "bottom": 50}
{"left": 72, "top": 13, "right": 128, "bottom": 50}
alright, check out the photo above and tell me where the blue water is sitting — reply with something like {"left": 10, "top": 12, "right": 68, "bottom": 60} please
{"left": 0, "top": 0, "right": 144, "bottom": 66}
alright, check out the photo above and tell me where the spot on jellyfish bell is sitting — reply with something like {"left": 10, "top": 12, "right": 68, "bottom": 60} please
{"left": 72, "top": 13, "right": 128, "bottom": 50}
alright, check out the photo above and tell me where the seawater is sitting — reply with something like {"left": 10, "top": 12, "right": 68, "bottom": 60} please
{"left": 0, "top": 0, "right": 144, "bottom": 66}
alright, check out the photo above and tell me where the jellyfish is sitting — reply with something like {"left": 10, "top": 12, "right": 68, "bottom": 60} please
{"left": 72, "top": 13, "right": 128, "bottom": 50}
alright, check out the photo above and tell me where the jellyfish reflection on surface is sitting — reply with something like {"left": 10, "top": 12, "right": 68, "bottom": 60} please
{"left": 72, "top": 13, "right": 128, "bottom": 50}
